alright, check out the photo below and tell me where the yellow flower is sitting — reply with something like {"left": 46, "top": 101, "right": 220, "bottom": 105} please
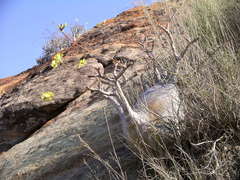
{"left": 51, "top": 53, "right": 63, "bottom": 68}
{"left": 53, "top": 53, "right": 63, "bottom": 62}
{"left": 51, "top": 60, "right": 58, "bottom": 68}
{"left": 41, "top": 91, "right": 55, "bottom": 101}
{"left": 77, "top": 59, "right": 87, "bottom": 68}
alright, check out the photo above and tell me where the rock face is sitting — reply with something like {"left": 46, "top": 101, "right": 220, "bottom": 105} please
{"left": 0, "top": 2, "right": 178, "bottom": 179}
{"left": 0, "top": 58, "right": 103, "bottom": 152}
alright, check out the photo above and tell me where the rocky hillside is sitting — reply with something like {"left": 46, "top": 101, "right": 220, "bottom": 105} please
{"left": 0, "top": 2, "right": 176, "bottom": 179}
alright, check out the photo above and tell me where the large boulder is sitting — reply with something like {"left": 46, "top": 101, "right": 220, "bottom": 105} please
{"left": 0, "top": 2, "right": 178, "bottom": 179}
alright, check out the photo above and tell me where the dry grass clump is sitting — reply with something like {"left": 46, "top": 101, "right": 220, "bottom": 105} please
{"left": 132, "top": 0, "right": 240, "bottom": 179}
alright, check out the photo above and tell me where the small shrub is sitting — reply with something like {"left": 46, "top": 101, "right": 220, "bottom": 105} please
{"left": 42, "top": 36, "right": 71, "bottom": 58}
{"left": 70, "top": 24, "right": 85, "bottom": 41}
{"left": 37, "top": 23, "right": 85, "bottom": 64}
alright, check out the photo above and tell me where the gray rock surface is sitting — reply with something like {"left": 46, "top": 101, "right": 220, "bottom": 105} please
{"left": 0, "top": 2, "right": 176, "bottom": 179}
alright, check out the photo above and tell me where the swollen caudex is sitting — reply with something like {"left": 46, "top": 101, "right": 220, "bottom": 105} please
{"left": 128, "top": 83, "right": 184, "bottom": 139}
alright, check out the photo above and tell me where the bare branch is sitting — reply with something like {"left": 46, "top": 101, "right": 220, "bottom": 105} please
{"left": 157, "top": 23, "right": 198, "bottom": 63}
{"left": 190, "top": 140, "right": 214, "bottom": 147}
{"left": 180, "top": 37, "right": 199, "bottom": 59}
{"left": 61, "top": 31, "right": 74, "bottom": 42}
{"left": 89, "top": 68, "right": 115, "bottom": 84}
{"left": 158, "top": 24, "right": 180, "bottom": 61}
{"left": 115, "top": 63, "right": 133, "bottom": 81}
{"left": 87, "top": 87, "right": 115, "bottom": 97}
{"left": 87, "top": 58, "right": 139, "bottom": 137}
{"left": 89, "top": 75, "right": 115, "bottom": 85}
{"left": 113, "top": 63, "right": 119, "bottom": 79}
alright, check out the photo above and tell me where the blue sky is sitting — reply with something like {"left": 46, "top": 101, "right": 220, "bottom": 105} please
{"left": 0, "top": 0, "right": 153, "bottom": 78}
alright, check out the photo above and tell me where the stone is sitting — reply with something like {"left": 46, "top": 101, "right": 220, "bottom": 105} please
{"left": 0, "top": 2, "right": 180, "bottom": 179}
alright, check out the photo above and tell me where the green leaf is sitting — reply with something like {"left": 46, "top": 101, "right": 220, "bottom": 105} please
{"left": 41, "top": 91, "right": 55, "bottom": 101}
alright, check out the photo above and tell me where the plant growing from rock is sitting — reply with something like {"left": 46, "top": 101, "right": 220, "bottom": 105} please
{"left": 37, "top": 23, "right": 85, "bottom": 64}
{"left": 77, "top": 59, "right": 87, "bottom": 68}
{"left": 58, "top": 23, "right": 72, "bottom": 42}
{"left": 41, "top": 91, "right": 55, "bottom": 101}
{"left": 88, "top": 19, "right": 197, "bottom": 142}
{"left": 51, "top": 52, "right": 64, "bottom": 68}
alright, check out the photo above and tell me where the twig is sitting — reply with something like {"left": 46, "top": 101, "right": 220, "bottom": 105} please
{"left": 190, "top": 140, "right": 215, "bottom": 147}
{"left": 157, "top": 24, "right": 180, "bottom": 62}
{"left": 191, "top": 136, "right": 224, "bottom": 170}
{"left": 180, "top": 38, "right": 199, "bottom": 60}
{"left": 87, "top": 87, "right": 115, "bottom": 97}
{"left": 104, "top": 109, "right": 126, "bottom": 179}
